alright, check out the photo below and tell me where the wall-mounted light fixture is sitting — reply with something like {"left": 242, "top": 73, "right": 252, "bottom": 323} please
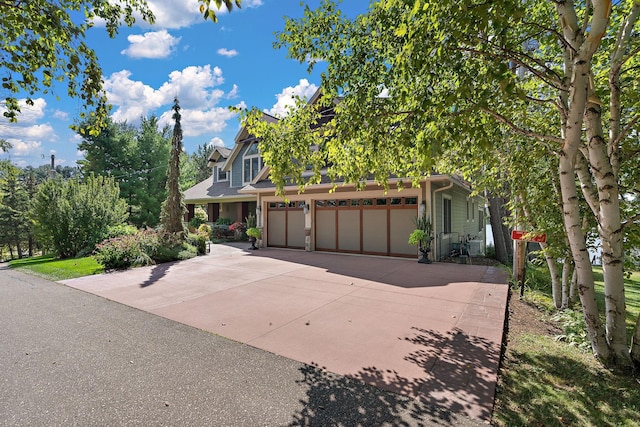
{"left": 303, "top": 203, "right": 310, "bottom": 215}
{"left": 256, "top": 204, "right": 261, "bottom": 216}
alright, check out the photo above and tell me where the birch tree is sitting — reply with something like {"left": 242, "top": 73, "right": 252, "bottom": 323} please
{"left": 244, "top": 0, "right": 640, "bottom": 371}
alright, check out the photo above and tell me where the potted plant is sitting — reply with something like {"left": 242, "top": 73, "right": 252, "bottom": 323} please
{"left": 246, "top": 227, "right": 261, "bottom": 250}
{"left": 409, "top": 213, "right": 432, "bottom": 264}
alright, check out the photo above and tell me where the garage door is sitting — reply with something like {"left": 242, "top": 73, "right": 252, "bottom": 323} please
{"left": 267, "top": 201, "right": 305, "bottom": 249}
{"left": 314, "top": 197, "right": 418, "bottom": 257}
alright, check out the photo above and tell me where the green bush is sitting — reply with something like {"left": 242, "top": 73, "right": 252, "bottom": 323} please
{"left": 104, "top": 224, "right": 139, "bottom": 240}
{"left": 186, "top": 233, "right": 208, "bottom": 255}
{"left": 31, "top": 174, "right": 129, "bottom": 258}
{"left": 94, "top": 229, "right": 197, "bottom": 270}
{"left": 188, "top": 207, "right": 208, "bottom": 229}
{"left": 215, "top": 217, "right": 232, "bottom": 225}
{"left": 94, "top": 232, "right": 155, "bottom": 270}
{"left": 197, "top": 223, "right": 211, "bottom": 239}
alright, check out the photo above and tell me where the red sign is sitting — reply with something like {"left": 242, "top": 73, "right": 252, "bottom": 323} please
{"left": 511, "top": 230, "right": 547, "bottom": 243}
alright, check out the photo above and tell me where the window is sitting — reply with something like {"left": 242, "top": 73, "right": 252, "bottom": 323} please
{"left": 443, "top": 196, "right": 452, "bottom": 234}
{"left": 217, "top": 167, "right": 227, "bottom": 181}
{"left": 478, "top": 209, "right": 484, "bottom": 233}
{"left": 243, "top": 143, "right": 262, "bottom": 184}
{"left": 466, "top": 199, "right": 470, "bottom": 221}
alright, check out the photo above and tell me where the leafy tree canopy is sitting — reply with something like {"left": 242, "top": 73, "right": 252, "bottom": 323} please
{"left": 198, "top": 0, "right": 241, "bottom": 22}
{"left": 1, "top": 0, "right": 154, "bottom": 134}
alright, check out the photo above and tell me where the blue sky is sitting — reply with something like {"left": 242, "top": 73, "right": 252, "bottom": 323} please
{"left": 0, "top": 0, "right": 366, "bottom": 168}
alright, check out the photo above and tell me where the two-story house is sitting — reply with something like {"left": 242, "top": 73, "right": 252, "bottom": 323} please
{"left": 184, "top": 94, "right": 486, "bottom": 261}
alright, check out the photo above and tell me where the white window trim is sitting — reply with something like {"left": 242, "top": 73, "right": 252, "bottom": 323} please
{"left": 242, "top": 143, "right": 262, "bottom": 185}
{"left": 443, "top": 194, "right": 452, "bottom": 235}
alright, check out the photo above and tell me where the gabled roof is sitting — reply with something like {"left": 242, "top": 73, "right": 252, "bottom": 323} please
{"left": 221, "top": 112, "right": 278, "bottom": 173}
{"left": 183, "top": 174, "right": 254, "bottom": 203}
{"left": 207, "top": 146, "right": 232, "bottom": 166}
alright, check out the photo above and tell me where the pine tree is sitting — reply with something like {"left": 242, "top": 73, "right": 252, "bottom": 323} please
{"left": 161, "top": 97, "right": 185, "bottom": 234}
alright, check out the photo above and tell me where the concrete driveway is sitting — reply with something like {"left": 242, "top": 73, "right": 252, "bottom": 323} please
{"left": 62, "top": 243, "right": 508, "bottom": 421}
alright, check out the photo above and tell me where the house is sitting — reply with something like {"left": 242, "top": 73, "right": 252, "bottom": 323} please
{"left": 184, "top": 96, "right": 486, "bottom": 261}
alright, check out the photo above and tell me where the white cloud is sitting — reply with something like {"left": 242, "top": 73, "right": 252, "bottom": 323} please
{"left": 6, "top": 139, "right": 43, "bottom": 156}
{"left": 265, "top": 79, "right": 318, "bottom": 117}
{"left": 226, "top": 84, "right": 239, "bottom": 99}
{"left": 121, "top": 30, "right": 181, "bottom": 59}
{"left": 217, "top": 48, "right": 238, "bottom": 57}
{"left": 53, "top": 110, "right": 69, "bottom": 121}
{"left": 159, "top": 107, "right": 237, "bottom": 137}
{"left": 140, "top": 0, "right": 202, "bottom": 29}
{"left": 0, "top": 98, "right": 57, "bottom": 161}
{"left": 244, "top": 0, "right": 263, "bottom": 8}
{"left": 0, "top": 98, "right": 47, "bottom": 124}
{"left": 208, "top": 137, "right": 225, "bottom": 147}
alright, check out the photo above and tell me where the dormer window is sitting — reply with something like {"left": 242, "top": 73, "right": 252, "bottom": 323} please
{"left": 243, "top": 143, "right": 263, "bottom": 184}
{"left": 217, "top": 167, "right": 227, "bottom": 181}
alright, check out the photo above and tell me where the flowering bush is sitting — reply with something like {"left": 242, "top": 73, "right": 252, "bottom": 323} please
{"left": 94, "top": 229, "right": 197, "bottom": 270}
{"left": 229, "top": 221, "right": 245, "bottom": 233}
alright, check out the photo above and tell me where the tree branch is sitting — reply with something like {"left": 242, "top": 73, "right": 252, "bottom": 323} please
{"left": 479, "top": 107, "right": 564, "bottom": 145}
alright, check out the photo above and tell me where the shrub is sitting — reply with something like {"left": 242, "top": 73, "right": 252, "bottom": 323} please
{"left": 186, "top": 233, "right": 208, "bottom": 255}
{"left": 246, "top": 227, "right": 261, "bottom": 239}
{"left": 31, "top": 174, "right": 128, "bottom": 258}
{"left": 215, "top": 217, "right": 232, "bottom": 225}
{"left": 212, "top": 224, "right": 233, "bottom": 240}
{"left": 197, "top": 223, "right": 211, "bottom": 239}
{"left": 104, "top": 224, "right": 139, "bottom": 240}
{"left": 94, "top": 229, "right": 198, "bottom": 270}
{"left": 94, "top": 232, "right": 155, "bottom": 270}
{"left": 188, "top": 207, "right": 208, "bottom": 229}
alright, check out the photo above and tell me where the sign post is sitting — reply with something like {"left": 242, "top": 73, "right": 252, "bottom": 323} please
{"left": 511, "top": 230, "right": 547, "bottom": 297}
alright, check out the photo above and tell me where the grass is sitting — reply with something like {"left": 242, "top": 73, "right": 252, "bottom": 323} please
{"left": 9, "top": 254, "right": 104, "bottom": 280}
{"left": 493, "top": 263, "right": 640, "bottom": 427}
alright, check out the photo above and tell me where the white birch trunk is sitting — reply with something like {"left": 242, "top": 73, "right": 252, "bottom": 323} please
{"left": 561, "top": 257, "right": 572, "bottom": 309}
{"left": 541, "top": 242, "right": 562, "bottom": 309}
{"left": 584, "top": 102, "right": 631, "bottom": 368}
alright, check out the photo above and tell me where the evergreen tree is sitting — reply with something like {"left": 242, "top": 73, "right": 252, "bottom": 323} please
{"left": 161, "top": 98, "right": 185, "bottom": 234}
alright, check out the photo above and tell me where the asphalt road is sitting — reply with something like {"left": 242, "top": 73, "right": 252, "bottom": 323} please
{"left": 0, "top": 265, "right": 486, "bottom": 427}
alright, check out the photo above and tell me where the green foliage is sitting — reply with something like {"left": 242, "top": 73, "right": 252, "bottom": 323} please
{"left": 408, "top": 229, "right": 426, "bottom": 246}
{"left": 161, "top": 98, "right": 186, "bottom": 234}
{"left": 197, "top": 223, "right": 212, "bottom": 239}
{"left": 245, "top": 213, "right": 257, "bottom": 228}
{"left": 246, "top": 227, "right": 261, "bottom": 239}
{"left": 198, "top": 0, "right": 241, "bottom": 23}
{"left": 78, "top": 116, "right": 171, "bottom": 228}
{"left": 552, "top": 310, "right": 591, "bottom": 351}
{"left": 180, "top": 143, "right": 215, "bottom": 191}
{"left": 0, "top": 163, "right": 30, "bottom": 255}
{"left": 186, "top": 233, "right": 208, "bottom": 255}
{"left": 31, "top": 174, "right": 128, "bottom": 258}
{"left": 188, "top": 207, "right": 208, "bottom": 229}
{"left": 104, "top": 224, "right": 139, "bottom": 239}
{"left": 94, "top": 229, "right": 197, "bottom": 270}
{"left": 215, "top": 217, "right": 233, "bottom": 225}
{"left": 94, "top": 232, "right": 155, "bottom": 270}
{"left": 1, "top": 0, "right": 154, "bottom": 133}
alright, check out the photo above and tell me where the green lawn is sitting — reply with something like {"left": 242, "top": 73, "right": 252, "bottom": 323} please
{"left": 9, "top": 254, "right": 104, "bottom": 281}
{"left": 494, "top": 265, "right": 640, "bottom": 426}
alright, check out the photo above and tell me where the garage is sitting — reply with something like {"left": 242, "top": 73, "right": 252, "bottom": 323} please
{"left": 314, "top": 196, "right": 418, "bottom": 257}
{"left": 266, "top": 200, "right": 306, "bottom": 249}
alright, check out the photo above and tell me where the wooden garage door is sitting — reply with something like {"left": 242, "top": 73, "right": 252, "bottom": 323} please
{"left": 267, "top": 201, "right": 305, "bottom": 249}
{"left": 314, "top": 197, "right": 418, "bottom": 257}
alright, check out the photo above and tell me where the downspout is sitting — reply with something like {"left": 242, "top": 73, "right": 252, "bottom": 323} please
{"left": 432, "top": 179, "right": 454, "bottom": 262}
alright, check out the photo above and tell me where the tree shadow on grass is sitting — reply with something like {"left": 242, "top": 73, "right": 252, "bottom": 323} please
{"left": 290, "top": 327, "right": 499, "bottom": 426}
{"left": 495, "top": 349, "right": 640, "bottom": 426}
